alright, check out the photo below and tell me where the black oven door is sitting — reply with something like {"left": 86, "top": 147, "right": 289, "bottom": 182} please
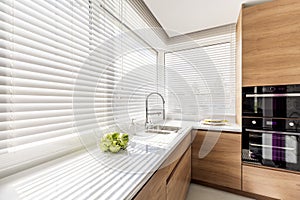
{"left": 243, "top": 128, "right": 300, "bottom": 171}
{"left": 242, "top": 85, "right": 300, "bottom": 118}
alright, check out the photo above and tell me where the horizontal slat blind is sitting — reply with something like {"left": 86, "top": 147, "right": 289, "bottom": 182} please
{"left": 165, "top": 26, "right": 236, "bottom": 120}
{"left": 112, "top": 48, "right": 157, "bottom": 128}
{"left": 0, "top": 0, "right": 91, "bottom": 154}
{"left": 0, "top": 0, "right": 157, "bottom": 168}
{"left": 122, "top": 0, "right": 167, "bottom": 50}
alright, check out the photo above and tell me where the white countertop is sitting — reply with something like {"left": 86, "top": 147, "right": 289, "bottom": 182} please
{"left": 193, "top": 122, "right": 242, "bottom": 133}
{"left": 0, "top": 121, "right": 241, "bottom": 200}
{"left": 158, "top": 120, "right": 241, "bottom": 134}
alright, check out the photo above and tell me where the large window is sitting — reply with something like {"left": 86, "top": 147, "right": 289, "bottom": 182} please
{"left": 0, "top": 0, "right": 158, "bottom": 176}
{"left": 165, "top": 26, "right": 236, "bottom": 120}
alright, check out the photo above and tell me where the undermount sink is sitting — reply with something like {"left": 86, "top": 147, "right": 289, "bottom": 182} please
{"left": 145, "top": 125, "right": 181, "bottom": 134}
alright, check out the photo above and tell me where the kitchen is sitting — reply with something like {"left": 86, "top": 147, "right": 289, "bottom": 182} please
{"left": 0, "top": 0, "right": 299, "bottom": 200}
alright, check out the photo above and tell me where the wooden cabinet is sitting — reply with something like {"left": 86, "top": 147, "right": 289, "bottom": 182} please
{"left": 243, "top": 165, "right": 300, "bottom": 200}
{"left": 236, "top": 8, "right": 242, "bottom": 125}
{"left": 242, "top": 0, "right": 300, "bottom": 86}
{"left": 167, "top": 147, "right": 191, "bottom": 200}
{"left": 134, "top": 133, "right": 191, "bottom": 200}
{"left": 191, "top": 130, "right": 241, "bottom": 190}
{"left": 134, "top": 166, "right": 168, "bottom": 200}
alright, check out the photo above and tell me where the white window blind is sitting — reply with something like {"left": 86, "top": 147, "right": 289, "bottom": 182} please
{"left": 0, "top": 0, "right": 158, "bottom": 174}
{"left": 165, "top": 28, "right": 236, "bottom": 120}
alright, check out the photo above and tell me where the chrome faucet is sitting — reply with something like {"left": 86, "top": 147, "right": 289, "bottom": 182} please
{"left": 145, "top": 92, "right": 165, "bottom": 128}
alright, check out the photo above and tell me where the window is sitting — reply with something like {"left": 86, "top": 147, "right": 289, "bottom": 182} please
{"left": 0, "top": 0, "right": 158, "bottom": 176}
{"left": 165, "top": 26, "right": 236, "bottom": 120}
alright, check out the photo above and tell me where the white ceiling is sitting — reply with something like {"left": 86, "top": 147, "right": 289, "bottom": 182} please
{"left": 143, "top": 0, "right": 272, "bottom": 37}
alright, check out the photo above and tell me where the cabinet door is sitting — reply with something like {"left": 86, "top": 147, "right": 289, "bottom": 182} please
{"left": 167, "top": 147, "right": 191, "bottom": 200}
{"left": 134, "top": 132, "right": 191, "bottom": 200}
{"left": 134, "top": 166, "right": 167, "bottom": 200}
{"left": 191, "top": 130, "right": 241, "bottom": 190}
{"left": 243, "top": 165, "right": 300, "bottom": 200}
{"left": 242, "top": 0, "right": 300, "bottom": 86}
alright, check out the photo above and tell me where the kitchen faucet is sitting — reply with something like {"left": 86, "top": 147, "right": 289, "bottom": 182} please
{"left": 145, "top": 92, "right": 165, "bottom": 128}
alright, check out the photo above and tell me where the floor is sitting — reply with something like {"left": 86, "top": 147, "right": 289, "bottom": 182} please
{"left": 186, "top": 184, "right": 255, "bottom": 200}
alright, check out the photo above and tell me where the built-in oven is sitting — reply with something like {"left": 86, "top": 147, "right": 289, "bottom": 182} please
{"left": 242, "top": 84, "right": 300, "bottom": 118}
{"left": 242, "top": 84, "right": 300, "bottom": 172}
{"left": 242, "top": 118, "right": 300, "bottom": 171}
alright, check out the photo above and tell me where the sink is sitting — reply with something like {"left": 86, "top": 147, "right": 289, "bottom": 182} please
{"left": 145, "top": 125, "right": 181, "bottom": 134}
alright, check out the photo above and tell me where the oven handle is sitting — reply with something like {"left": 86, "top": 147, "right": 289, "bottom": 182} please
{"left": 245, "top": 128, "right": 300, "bottom": 136}
{"left": 245, "top": 93, "right": 300, "bottom": 98}
{"left": 249, "top": 143, "right": 296, "bottom": 151}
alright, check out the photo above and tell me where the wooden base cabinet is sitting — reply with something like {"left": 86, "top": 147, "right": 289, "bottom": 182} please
{"left": 167, "top": 147, "right": 191, "bottom": 200}
{"left": 243, "top": 165, "right": 300, "bottom": 200}
{"left": 191, "top": 130, "right": 241, "bottom": 190}
{"left": 134, "top": 133, "right": 191, "bottom": 200}
{"left": 134, "top": 166, "right": 168, "bottom": 200}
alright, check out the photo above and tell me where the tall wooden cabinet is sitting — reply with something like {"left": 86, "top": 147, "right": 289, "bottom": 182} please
{"left": 240, "top": 1, "right": 300, "bottom": 199}
{"left": 191, "top": 130, "right": 241, "bottom": 190}
{"left": 242, "top": 0, "right": 300, "bottom": 86}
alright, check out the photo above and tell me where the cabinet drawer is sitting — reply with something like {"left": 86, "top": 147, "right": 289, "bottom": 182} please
{"left": 243, "top": 165, "right": 300, "bottom": 200}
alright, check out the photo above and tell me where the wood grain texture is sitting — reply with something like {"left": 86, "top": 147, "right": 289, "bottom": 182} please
{"left": 191, "top": 130, "right": 241, "bottom": 190}
{"left": 242, "top": 0, "right": 300, "bottom": 86}
{"left": 167, "top": 147, "right": 191, "bottom": 200}
{"left": 236, "top": 8, "right": 242, "bottom": 125}
{"left": 243, "top": 165, "right": 300, "bottom": 200}
{"left": 134, "top": 132, "right": 191, "bottom": 200}
{"left": 134, "top": 166, "right": 168, "bottom": 200}
{"left": 161, "top": 132, "right": 192, "bottom": 175}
